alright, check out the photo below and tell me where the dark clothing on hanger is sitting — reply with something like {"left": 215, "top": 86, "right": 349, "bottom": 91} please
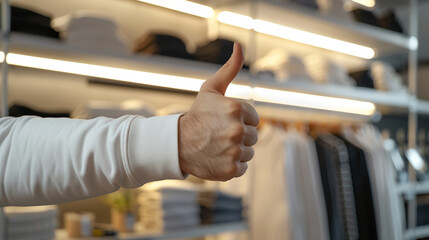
{"left": 315, "top": 135, "right": 348, "bottom": 240}
{"left": 340, "top": 137, "right": 379, "bottom": 240}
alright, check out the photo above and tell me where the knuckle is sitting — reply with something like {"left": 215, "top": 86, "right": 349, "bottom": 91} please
{"left": 227, "top": 100, "right": 243, "bottom": 116}
{"left": 230, "top": 124, "right": 245, "bottom": 138}
{"left": 230, "top": 146, "right": 243, "bottom": 160}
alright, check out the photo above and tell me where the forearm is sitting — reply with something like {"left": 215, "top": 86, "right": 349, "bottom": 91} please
{"left": 0, "top": 115, "right": 184, "bottom": 206}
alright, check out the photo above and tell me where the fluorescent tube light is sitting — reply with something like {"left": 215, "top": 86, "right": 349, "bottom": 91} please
{"left": 216, "top": 11, "right": 375, "bottom": 59}
{"left": 136, "top": 0, "right": 214, "bottom": 18}
{"left": 1, "top": 52, "right": 376, "bottom": 116}
{"left": 252, "top": 87, "right": 376, "bottom": 116}
{"left": 253, "top": 19, "right": 375, "bottom": 59}
{"left": 352, "top": 0, "right": 375, "bottom": 8}
{"left": 217, "top": 11, "right": 253, "bottom": 30}
{"left": 4, "top": 53, "right": 251, "bottom": 99}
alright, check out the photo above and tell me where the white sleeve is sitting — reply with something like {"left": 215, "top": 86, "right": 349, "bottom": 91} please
{"left": 0, "top": 114, "right": 185, "bottom": 206}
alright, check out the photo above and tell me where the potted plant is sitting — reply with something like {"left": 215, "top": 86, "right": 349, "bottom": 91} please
{"left": 105, "top": 189, "right": 136, "bottom": 233}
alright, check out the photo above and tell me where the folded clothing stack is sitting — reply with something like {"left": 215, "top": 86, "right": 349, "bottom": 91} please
{"left": 52, "top": 11, "right": 128, "bottom": 55}
{"left": 304, "top": 54, "right": 356, "bottom": 86}
{"left": 4, "top": 205, "right": 58, "bottom": 240}
{"left": 349, "top": 61, "right": 406, "bottom": 92}
{"left": 252, "top": 50, "right": 312, "bottom": 82}
{"left": 138, "top": 181, "right": 200, "bottom": 232}
{"left": 0, "top": 5, "right": 59, "bottom": 38}
{"left": 199, "top": 191, "right": 244, "bottom": 225}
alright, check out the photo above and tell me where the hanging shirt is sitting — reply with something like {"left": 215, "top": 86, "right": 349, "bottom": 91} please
{"left": 250, "top": 124, "right": 292, "bottom": 240}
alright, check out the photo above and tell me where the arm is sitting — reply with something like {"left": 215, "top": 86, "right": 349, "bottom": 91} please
{"left": 0, "top": 42, "right": 259, "bottom": 206}
{"left": 0, "top": 115, "right": 184, "bottom": 206}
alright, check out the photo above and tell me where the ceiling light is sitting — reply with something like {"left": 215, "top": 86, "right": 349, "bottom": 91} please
{"left": 136, "top": 0, "right": 214, "bottom": 18}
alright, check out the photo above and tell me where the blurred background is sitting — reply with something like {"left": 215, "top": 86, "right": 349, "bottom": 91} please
{"left": 0, "top": 0, "right": 429, "bottom": 239}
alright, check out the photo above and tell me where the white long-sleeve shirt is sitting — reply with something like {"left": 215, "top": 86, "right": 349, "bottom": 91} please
{"left": 0, "top": 114, "right": 185, "bottom": 207}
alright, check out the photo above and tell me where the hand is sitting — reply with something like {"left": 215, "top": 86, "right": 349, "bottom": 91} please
{"left": 178, "top": 43, "right": 259, "bottom": 181}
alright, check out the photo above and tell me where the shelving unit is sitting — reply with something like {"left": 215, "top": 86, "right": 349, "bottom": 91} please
{"left": 55, "top": 222, "right": 247, "bottom": 240}
{"left": 2, "top": 32, "right": 427, "bottom": 117}
{"left": 0, "top": 0, "right": 424, "bottom": 239}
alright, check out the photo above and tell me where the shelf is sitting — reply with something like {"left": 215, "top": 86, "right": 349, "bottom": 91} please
{"left": 405, "top": 225, "right": 429, "bottom": 240}
{"left": 396, "top": 182, "right": 429, "bottom": 195}
{"left": 1, "top": 33, "right": 419, "bottom": 118}
{"left": 55, "top": 222, "right": 248, "bottom": 240}
{"left": 219, "top": 1, "right": 412, "bottom": 57}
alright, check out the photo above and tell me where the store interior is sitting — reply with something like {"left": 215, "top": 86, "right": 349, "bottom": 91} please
{"left": 1, "top": 0, "right": 429, "bottom": 239}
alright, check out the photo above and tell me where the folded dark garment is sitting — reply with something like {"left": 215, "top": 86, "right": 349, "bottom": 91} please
{"left": 9, "top": 104, "right": 70, "bottom": 118}
{"left": 0, "top": 5, "right": 59, "bottom": 38}
{"left": 133, "top": 33, "right": 194, "bottom": 60}
{"left": 199, "top": 191, "right": 243, "bottom": 211}
{"left": 349, "top": 70, "right": 375, "bottom": 89}
{"left": 351, "top": 9, "right": 379, "bottom": 27}
{"left": 290, "top": 0, "right": 319, "bottom": 9}
{"left": 200, "top": 209, "right": 243, "bottom": 224}
{"left": 378, "top": 10, "right": 404, "bottom": 33}
{"left": 194, "top": 39, "right": 234, "bottom": 65}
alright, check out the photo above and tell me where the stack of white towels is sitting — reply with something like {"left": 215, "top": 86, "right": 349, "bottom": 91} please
{"left": 4, "top": 205, "right": 58, "bottom": 240}
{"left": 138, "top": 180, "right": 200, "bottom": 232}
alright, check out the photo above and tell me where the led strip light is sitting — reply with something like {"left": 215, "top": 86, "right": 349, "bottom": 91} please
{"left": 0, "top": 52, "right": 376, "bottom": 116}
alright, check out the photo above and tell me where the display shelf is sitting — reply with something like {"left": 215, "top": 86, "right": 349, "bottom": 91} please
{"left": 2, "top": 33, "right": 415, "bottom": 115}
{"left": 396, "top": 182, "right": 429, "bottom": 195}
{"left": 404, "top": 225, "right": 429, "bottom": 240}
{"left": 218, "top": 0, "right": 413, "bottom": 57}
{"left": 418, "top": 100, "right": 429, "bottom": 115}
{"left": 55, "top": 222, "right": 248, "bottom": 240}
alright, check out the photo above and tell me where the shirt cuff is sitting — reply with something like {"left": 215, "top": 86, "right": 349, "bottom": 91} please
{"left": 126, "top": 114, "right": 185, "bottom": 186}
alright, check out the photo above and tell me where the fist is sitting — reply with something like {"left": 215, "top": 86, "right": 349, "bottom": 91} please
{"left": 178, "top": 43, "right": 260, "bottom": 181}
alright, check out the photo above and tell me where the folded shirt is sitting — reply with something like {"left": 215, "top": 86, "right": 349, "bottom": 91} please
{"left": 304, "top": 54, "right": 356, "bottom": 86}
{"left": 252, "top": 50, "right": 312, "bottom": 82}
{"left": 52, "top": 11, "right": 129, "bottom": 55}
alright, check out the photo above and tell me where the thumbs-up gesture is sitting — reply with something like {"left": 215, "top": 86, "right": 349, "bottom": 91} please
{"left": 178, "top": 43, "right": 260, "bottom": 181}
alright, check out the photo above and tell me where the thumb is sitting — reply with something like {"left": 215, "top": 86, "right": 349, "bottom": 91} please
{"left": 200, "top": 42, "right": 244, "bottom": 95}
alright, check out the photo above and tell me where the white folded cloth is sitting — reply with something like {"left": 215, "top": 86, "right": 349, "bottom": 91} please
{"left": 371, "top": 61, "right": 406, "bottom": 92}
{"left": 252, "top": 50, "right": 312, "bottom": 82}
{"left": 304, "top": 54, "right": 356, "bottom": 86}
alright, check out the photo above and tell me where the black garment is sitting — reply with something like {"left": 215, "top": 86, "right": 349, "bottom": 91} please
{"left": 194, "top": 39, "right": 234, "bottom": 65}
{"left": 349, "top": 69, "right": 375, "bottom": 89}
{"left": 9, "top": 104, "right": 69, "bottom": 118}
{"left": 340, "top": 137, "right": 379, "bottom": 240}
{"left": 133, "top": 33, "right": 194, "bottom": 60}
{"left": 315, "top": 136, "right": 347, "bottom": 240}
{"left": 351, "top": 9, "right": 380, "bottom": 27}
{"left": 378, "top": 10, "right": 404, "bottom": 33}
{"left": 0, "top": 6, "right": 59, "bottom": 38}
{"left": 199, "top": 191, "right": 243, "bottom": 224}
{"left": 289, "top": 0, "right": 319, "bottom": 9}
